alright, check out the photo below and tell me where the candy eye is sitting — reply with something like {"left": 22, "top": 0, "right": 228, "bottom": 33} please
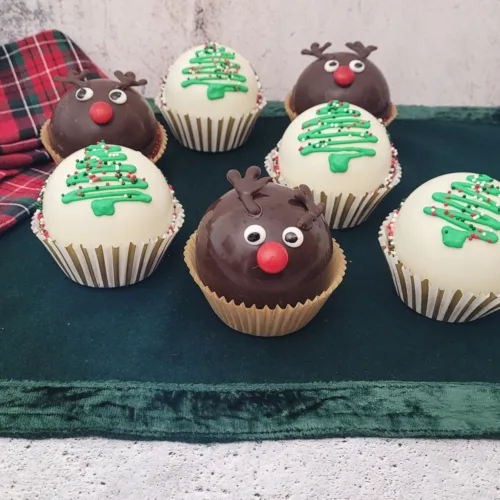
{"left": 244, "top": 225, "right": 266, "bottom": 246}
{"left": 282, "top": 227, "right": 304, "bottom": 248}
{"left": 108, "top": 89, "right": 127, "bottom": 104}
{"left": 349, "top": 59, "right": 365, "bottom": 73}
{"left": 323, "top": 60, "right": 339, "bottom": 73}
{"left": 75, "top": 87, "right": 94, "bottom": 101}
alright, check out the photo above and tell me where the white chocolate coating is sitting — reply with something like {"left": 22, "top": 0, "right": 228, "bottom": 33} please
{"left": 277, "top": 102, "right": 393, "bottom": 196}
{"left": 42, "top": 145, "right": 174, "bottom": 247}
{"left": 161, "top": 43, "right": 260, "bottom": 118}
{"left": 393, "top": 172, "right": 500, "bottom": 294}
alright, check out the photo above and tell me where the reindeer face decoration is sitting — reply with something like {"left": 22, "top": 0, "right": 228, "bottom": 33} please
{"left": 49, "top": 70, "right": 158, "bottom": 157}
{"left": 291, "top": 41, "right": 391, "bottom": 119}
{"left": 195, "top": 166, "right": 334, "bottom": 308}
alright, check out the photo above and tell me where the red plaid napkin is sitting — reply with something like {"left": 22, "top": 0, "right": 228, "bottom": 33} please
{"left": 0, "top": 30, "right": 106, "bottom": 236}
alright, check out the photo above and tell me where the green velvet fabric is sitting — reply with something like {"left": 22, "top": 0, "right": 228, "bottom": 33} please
{"left": 1, "top": 112, "right": 500, "bottom": 441}
{"left": 148, "top": 99, "right": 500, "bottom": 123}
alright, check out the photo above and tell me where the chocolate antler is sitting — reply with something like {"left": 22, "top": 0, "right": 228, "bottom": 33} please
{"left": 301, "top": 42, "right": 333, "bottom": 59}
{"left": 114, "top": 70, "right": 148, "bottom": 90}
{"left": 53, "top": 70, "right": 90, "bottom": 88}
{"left": 345, "top": 41, "right": 377, "bottom": 59}
{"left": 227, "top": 166, "right": 272, "bottom": 216}
{"left": 294, "top": 185, "right": 325, "bottom": 230}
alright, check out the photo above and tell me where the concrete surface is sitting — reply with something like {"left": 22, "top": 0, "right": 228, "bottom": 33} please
{"left": 0, "top": 437, "right": 499, "bottom": 499}
{"left": 2, "top": 0, "right": 500, "bottom": 105}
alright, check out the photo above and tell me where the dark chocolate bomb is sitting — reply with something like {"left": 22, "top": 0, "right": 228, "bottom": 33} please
{"left": 49, "top": 70, "right": 157, "bottom": 157}
{"left": 195, "top": 167, "right": 334, "bottom": 308}
{"left": 291, "top": 41, "right": 391, "bottom": 119}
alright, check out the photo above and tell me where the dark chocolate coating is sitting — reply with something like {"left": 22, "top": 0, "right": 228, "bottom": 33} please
{"left": 49, "top": 79, "right": 157, "bottom": 157}
{"left": 291, "top": 50, "right": 391, "bottom": 118}
{"left": 196, "top": 183, "right": 334, "bottom": 309}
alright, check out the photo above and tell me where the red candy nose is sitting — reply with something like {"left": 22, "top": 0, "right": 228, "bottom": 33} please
{"left": 257, "top": 242, "right": 289, "bottom": 274}
{"left": 334, "top": 66, "right": 355, "bottom": 86}
{"left": 89, "top": 101, "right": 114, "bottom": 124}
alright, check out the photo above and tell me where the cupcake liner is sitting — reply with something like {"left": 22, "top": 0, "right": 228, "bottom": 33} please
{"left": 384, "top": 103, "right": 398, "bottom": 127}
{"left": 184, "top": 232, "right": 347, "bottom": 337}
{"left": 265, "top": 146, "right": 402, "bottom": 229}
{"left": 284, "top": 91, "right": 398, "bottom": 126}
{"left": 378, "top": 211, "right": 500, "bottom": 322}
{"left": 155, "top": 79, "right": 267, "bottom": 153}
{"left": 40, "top": 119, "right": 168, "bottom": 165}
{"left": 31, "top": 199, "right": 185, "bottom": 288}
{"left": 284, "top": 91, "right": 297, "bottom": 121}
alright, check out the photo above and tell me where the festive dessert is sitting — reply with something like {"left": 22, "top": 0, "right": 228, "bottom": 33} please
{"left": 184, "top": 166, "right": 346, "bottom": 336}
{"left": 32, "top": 141, "right": 184, "bottom": 287}
{"left": 41, "top": 70, "right": 167, "bottom": 163}
{"left": 379, "top": 172, "right": 500, "bottom": 322}
{"left": 286, "top": 41, "right": 395, "bottom": 124}
{"left": 265, "top": 100, "right": 401, "bottom": 229}
{"left": 156, "top": 42, "right": 266, "bottom": 152}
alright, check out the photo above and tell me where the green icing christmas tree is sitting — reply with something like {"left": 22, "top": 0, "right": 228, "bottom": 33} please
{"left": 423, "top": 174, "right": 500, "bottom": 248}
{"left": 298, "top": 100, "right": 379, "bottom": 173}
{"left": 61, "top": 141, "right": 151, "bottom": 216}
{"left": 181, "top": 43, "right": 248, "bottom": 100}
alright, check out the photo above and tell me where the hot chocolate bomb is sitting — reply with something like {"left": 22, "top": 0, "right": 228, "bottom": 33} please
{"left": 195, "top": 167, "right": 334, "bottom": 309}
{"left": 49, "top": 70, "right": 158, "bottom": 157}
{"left": 291, "top": 41, "right": 391, "bottom": 119}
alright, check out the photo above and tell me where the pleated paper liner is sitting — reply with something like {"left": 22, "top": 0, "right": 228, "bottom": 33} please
{"left": 284, "top": 91, "right": 398, "bottom": 126}
{"left": 31, "top": 200, "right": 185, "bottom": 288}
{"left": 40, "top": 120, "right": 168, "bottom": 165}
{"left": 378, "top": 211, "right": 500, "bottom": 322}
{"left": 184, "top": 232, "right": 347, "bottom": 337}
{"left": 155, "top": 80, "right": 267, "bottom": 153}
{"left": 265, "top": 147, "right": 402, "bottom": 229}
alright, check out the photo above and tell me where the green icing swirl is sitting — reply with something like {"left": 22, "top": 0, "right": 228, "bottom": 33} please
{"left": 181, "top": 43, "right": 248, "bottom": 100}
{"left": 423, "top": 174, "right": 500, "bottom": 248}
{"left": 298, "top": 100, "right": 378, "bottom": 173}
{"left": 61, "top": 141, "right": 152, "bottom": 216}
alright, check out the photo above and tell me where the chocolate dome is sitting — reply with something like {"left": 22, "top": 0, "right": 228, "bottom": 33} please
{"left": 291, "top": 41, "right": 391, "bottom": 119}
{"left": 195, "top": 166, "right": 334, "bottom": 308}
{"left": 49, "top": 70, "right": 158, "bottom": 157}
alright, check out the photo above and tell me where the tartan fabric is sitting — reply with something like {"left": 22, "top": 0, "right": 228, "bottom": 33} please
{"left": 0, "top": 30, "right": 106, "bottom": 236}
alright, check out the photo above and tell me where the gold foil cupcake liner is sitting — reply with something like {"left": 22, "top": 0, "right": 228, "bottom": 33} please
{"left": 184, "top": 232, "right": 347, "bottom": 337}
{"left": 378, "top": 211, "right": 500, "bottom": 322}
{"left": 155, "top": 78, "right": 267, "bottom": 153}
{"left": 265, "top": 147, "right": 402, "bottom": 229}
{"left": 40, "top": 119, "right": 168, "bottom": 165}
{"left": 284, "top": 91, "right": 297, "bottom": 121}
{"left": 31, "top": 200, "right": 185, "bottom": 288}
{"left": 284, "top": 91, "right": 398, "bottom": 126}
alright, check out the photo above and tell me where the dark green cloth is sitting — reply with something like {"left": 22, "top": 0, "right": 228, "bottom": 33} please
{"left": 1, "top": 114, "right": 500, "bottom": 441}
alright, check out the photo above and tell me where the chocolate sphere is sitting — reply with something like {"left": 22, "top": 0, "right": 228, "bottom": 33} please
{"left": 291, "top": 41, "right": 391, "bottom": 119}
{"left": 50, "top": 71, "right": 157, "bottom": 157}
{"left": 195, "top": 167, "right": 334, "bottom": 308}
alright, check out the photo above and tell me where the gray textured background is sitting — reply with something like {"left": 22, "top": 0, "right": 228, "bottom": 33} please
{"left": 1, "top": 1, "right": 500, "bottom": 498}
{"left": 2, "top": 0, "right": 500, "bottom": 105}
